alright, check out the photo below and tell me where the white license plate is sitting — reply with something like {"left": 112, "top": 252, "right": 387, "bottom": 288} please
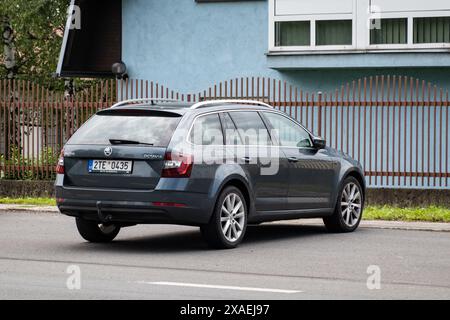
{"left": 88, "top": 160, "right": 133, "bottom": 174}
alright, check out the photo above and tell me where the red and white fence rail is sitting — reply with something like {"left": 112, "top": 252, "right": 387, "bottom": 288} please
{"left": 0, "top": 76, "right": 449, "bottom": 188}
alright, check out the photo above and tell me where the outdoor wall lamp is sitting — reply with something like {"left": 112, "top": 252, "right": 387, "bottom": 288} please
{"left": 112, "top": 61, "right": 128, "bottom": 79}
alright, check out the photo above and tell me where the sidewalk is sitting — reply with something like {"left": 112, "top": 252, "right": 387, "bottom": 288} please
{"left": 1, "top": 204, "right": 449, "bottom": 232}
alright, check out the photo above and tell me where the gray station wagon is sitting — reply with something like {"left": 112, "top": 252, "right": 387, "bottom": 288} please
{"left": 55, "top": 99, "right": 366, "bottom": 249}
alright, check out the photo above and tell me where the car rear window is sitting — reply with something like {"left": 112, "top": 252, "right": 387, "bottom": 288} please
{"left": 68, "top": 112, "right": 181, "bottom": 147}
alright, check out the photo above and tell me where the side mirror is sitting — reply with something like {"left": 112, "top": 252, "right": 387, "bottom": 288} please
{"left": 313, "top": 137, "right": 326, "bottom": 149}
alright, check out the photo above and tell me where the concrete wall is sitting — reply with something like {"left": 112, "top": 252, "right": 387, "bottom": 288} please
{"left": 0, "top": 180, "right": 55, "bottom": 198}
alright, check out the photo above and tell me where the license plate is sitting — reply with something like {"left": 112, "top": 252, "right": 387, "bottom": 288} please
{"left": 88, "top": 160, "right": 133, "bottom": 174}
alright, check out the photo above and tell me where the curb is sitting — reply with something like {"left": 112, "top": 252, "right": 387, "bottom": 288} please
{"left": 270, "top": 218, "right": 450, "bottom": 233}
{"left": 1, "top": 204, "right": 449, "bottom": 232}
{"left": 359, "top": 220, "right": 450, "bottom": 232}
{"left": 0, "top": 204, "right": 58, "bottom": 213}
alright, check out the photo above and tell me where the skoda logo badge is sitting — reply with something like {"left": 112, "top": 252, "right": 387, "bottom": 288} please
{"left": 104, "top": 147, "right": 113, "bottom": 157}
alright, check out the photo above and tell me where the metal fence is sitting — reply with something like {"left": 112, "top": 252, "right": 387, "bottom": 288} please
{"left": 1, "top": 76, "right": 449, "bottom": 189}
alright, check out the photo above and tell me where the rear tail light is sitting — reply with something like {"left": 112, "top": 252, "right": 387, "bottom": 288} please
{"left": 56, "top": 149, "right": 64, "bottom": 174}
{"left": 161, "top": 152, "right": 193, "bottom": 178}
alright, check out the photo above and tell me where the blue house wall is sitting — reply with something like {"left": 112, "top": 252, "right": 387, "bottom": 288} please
{"left": 122, "top": 0, "right": 275, "bottom": 93}
{"left": 122, "top": 0, "right": 450, "bottom": 94}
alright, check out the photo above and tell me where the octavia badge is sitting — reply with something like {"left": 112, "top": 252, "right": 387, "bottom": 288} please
{"left": 104, "top": 147, "right": 113, "bottom": 157}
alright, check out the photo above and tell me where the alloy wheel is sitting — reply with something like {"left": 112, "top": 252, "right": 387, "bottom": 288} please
{"left": 340, "top": 182, "right": 362, "bottom": 227}
{"left": 220, "top": 193, "right": 246, "bottom": 242}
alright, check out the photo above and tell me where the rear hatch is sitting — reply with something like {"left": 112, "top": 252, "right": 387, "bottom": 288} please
{"left": 63, "top": 108, "right": 182, "bottom": 190}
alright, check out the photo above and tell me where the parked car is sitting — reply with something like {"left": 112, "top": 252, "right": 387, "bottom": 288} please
{"left": 55, "top": 99, "right": 366, "bottom": 249}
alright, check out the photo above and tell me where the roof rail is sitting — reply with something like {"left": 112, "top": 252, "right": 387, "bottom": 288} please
{"left": 112, "top": 98, "right": 179, "bottom": 108}
{"left": 190, "top": 99, "right": 273, "bottom": 110}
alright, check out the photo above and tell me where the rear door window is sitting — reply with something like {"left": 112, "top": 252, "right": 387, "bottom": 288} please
{"left": 190, "top": 114, "right": 224, "bottom": 145}
{"left": 220, "top": 112, "right": 243, "bottom": 145}
{"left": 68, "top": 111, "right": 181, "bottom": 147}
{"left": 229, "top": 111, "right": 271, "bottom": 146}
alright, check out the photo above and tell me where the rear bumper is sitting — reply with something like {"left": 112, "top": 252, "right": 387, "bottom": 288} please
{"left": 55, "top": 185, "right": 214, "bottom": 226}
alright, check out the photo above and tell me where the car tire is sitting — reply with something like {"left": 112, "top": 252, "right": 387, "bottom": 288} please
{"left": 323, "top": 176, "right": 364, "bottom": 233}
{"left": 200, "top": 186, "right": 248, "bottom": 249}
{"left": 75, "top": 218, "right": 121, "bottom": 243}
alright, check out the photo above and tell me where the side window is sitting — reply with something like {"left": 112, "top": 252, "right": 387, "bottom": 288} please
{"left": 229, "top": 111, "right": 271, "bottom": 146}
{"left": 263, "top": 112, "right": 312, "bottom": 148}
{"left": 190, "top": 114, "right": 224, "bottom": 145}
{"left": 220, "top": 113, "right": 243, "bottom": 146}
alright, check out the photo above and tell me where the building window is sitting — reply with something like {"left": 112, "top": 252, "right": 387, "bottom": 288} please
{"left": 269, "top": 0, "right": 450, "bottom": 52}
{"left": 370, "top": 18, "right": 407, "bottom": 45}
{"left": 316, "top": 20, "right": 352, "bottom": 46}
{"left": 275, "top": 21, "right": 310, "bottom": 47}
{"left": 414, "top": 17, "right": 450, "bottom": 43}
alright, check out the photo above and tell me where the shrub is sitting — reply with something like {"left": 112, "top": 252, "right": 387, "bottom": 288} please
{"left": 0, "top": 146, "right": 59, "bottom": 180}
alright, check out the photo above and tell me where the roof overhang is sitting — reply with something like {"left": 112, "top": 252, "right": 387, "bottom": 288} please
{"left": 56, "top": 0, "right": 122, "bottom": 78}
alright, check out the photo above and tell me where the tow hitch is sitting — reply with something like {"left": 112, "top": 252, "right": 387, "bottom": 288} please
{"left": 96, "top": 201, "right": 112, "bottom": 223}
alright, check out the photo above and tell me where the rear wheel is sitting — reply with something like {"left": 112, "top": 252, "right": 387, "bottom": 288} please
{"left": 200, "top": 186, "right": 247, "bottom": 249}
{"left": 75, "top": 218, "right": 121, "bottom": 243}
{"left": 323, "top": 177, "right": 364, "bottom": 233}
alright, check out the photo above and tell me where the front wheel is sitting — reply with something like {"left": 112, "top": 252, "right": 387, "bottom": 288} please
{"left": 75, "top": 218, "right": 121, "bottom": 243}
{"left": 200, "top": 186, "right": 248, "bottom": 249}
{"left": 323, "top": 177, "right": 364, "bottom": 233}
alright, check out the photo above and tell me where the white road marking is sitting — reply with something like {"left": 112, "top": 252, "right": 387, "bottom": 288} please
{"left": 137, "top": 281, "right": 302, "bottom": 294}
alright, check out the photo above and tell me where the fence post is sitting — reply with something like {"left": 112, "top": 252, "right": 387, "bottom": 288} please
{"left": 317, "top": 91, "right": 323, "bottom": 136}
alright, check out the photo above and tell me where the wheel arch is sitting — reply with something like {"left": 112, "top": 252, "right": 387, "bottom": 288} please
{"left": 342, "top": 169, "right": 367, "bottom": 199}
{"left": 211, "top": 175, "right": 254, "bottom": 219}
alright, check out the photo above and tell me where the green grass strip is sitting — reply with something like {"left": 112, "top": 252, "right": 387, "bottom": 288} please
{"left": 0, "top": 197, "right": 56, "bottom": 206}
{"left": 364, "top": 205, "right": 450, "bottom": 223}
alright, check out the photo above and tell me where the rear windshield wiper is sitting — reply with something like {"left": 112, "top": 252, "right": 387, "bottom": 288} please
{"left": 109, "top": 139, "right": 154, "bottom": 146}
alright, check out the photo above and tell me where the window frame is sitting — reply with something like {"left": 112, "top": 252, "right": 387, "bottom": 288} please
{"left": 368, "top": 12, "right": 450, "bottom": 50}
{"left": 275, "top": 20, "right": 311, "bottom": 47}
{"left": 270, "top": 14, "right": 356, "bottom": 52}
{"left": 187, "top": 110, "right": 274, "bottom": 147}
{"left": 187, "top": 110, "right": 316, "bottom": 149}
{"left": 268, "top": 0, "right": 450, "bottom": 53}
{"left": 269, "top": 0, "right": 357, "bottom": 52}
{"left": 227, "top": 110, "right": 274, "bottom": 146}
{"left": 315, "top": 19, "right": 354, "bottom": 47}
{"left": 260, "top": 111, "right": 315, "bottom": 149}
{"left": 413, "top": 16, "right": 450, "bottom": 45}
{"left": 187, "top": 112, "right": 225, "bottom": 146}
{"left": 67, "top": 112, "right": 182, "bottom": 147}
{"left": 219, "top": 112, "right": 244, "bottom": 146}
{"left": 369, "top": 18, "right": 408, "bottom": 46}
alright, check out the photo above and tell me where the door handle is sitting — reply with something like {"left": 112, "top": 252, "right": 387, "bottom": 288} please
{"left": 241, "top": 157, "right": 252, "bottom": 164}
{"left": 288, "top": 157, "right": 300, "bottom": 163}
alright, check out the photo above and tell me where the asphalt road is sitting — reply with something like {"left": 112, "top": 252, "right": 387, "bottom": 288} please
{"left": 0, "top": 211, "right": 449, "bottom": 300}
